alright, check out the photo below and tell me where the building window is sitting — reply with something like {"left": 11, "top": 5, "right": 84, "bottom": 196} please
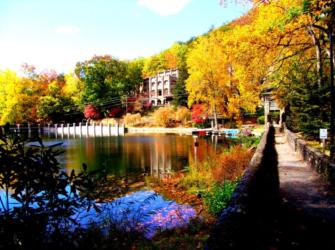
{"left": 157, "top": 99, "right": 162, "bottom": 105}
{"left": 158, "top": 90, "right": 162, "bottom": 96}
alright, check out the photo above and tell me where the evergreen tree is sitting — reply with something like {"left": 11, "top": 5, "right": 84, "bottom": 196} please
{"left": 172, "top": 65, "right": 189, "bottom": 107}
{"left": 172, "top": 43, "right": 189, "bottom": 107}
{"left": 276, "top": 61, "right": 330, "bottom": 139}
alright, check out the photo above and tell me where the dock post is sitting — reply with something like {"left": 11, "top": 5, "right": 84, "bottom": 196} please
{"left": 73, "top": 123, "right": 76, "bottom": 138}
{"left": 28, "top": 123, "right": 31, "bottom": 137}
{"left": 38, "top": 124, "right": 41, "bottom": 136}
{"left": 67, "top": 123, "right": 70, "bottom": 138}
{"left": 61, "top": 124, "right": 64, "bottom": 138}
{"left": 54, "top": 124, "right": 58, "bottom": 138}
{"left": 79, "top": 122, "right": 82, "bottom": 138}
{"left": 47, "top": 123, "right": 51, "bottom": 137}
{"left": 93, "top": 122, "right": 96, "bottom": 137}
{"left": 115, "top": 123, "right": 119, "bottom": 136}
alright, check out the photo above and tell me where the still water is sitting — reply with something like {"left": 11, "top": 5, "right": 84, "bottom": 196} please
{"left": 49, "top": 134, "right": 228, "bottom": 178}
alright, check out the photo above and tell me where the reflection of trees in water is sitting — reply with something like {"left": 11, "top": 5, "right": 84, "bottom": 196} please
{"left": 150, "top": 137, "right": 172, "bottom": 179}
{"left": 62, "top": 135, "right": 229, "bottom": 179}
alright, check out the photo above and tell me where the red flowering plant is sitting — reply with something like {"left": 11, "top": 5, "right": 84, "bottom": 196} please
{"left": 108, "top": 107, "right": 123, "bottom": 118}
{"left": 144, "top": 101, "right": 152, "bottom": 110}
{"left": 84, "top": 104, "right": 101, "bottom": 120}
{"left": 191, "top": 104, "right": 207, "bottom": 126}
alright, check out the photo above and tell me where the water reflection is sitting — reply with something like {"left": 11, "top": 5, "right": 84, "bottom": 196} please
{"left": 52, "top": 134, "right": 228, "bottom": 179}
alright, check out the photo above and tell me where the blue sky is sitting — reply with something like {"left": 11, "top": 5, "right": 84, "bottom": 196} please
{"left": 0, "top": 0, "right": 250, "bottom": 73}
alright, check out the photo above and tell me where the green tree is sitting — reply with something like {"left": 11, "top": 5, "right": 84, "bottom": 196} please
{"left": 37, "top": 80, "right": 76, "bottom": 122}
{"left": 75, "top": 55, "right": 143, "bottom": 108}
{"left": 172, "top": 42, "right": 189, "bottom": 107}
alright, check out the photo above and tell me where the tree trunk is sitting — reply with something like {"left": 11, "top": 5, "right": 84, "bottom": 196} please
{"left": 325, "top": 48, "right": 335, "bottom": 66}
{"left": 329, "top": 23, "right": 335, "bottom": 161}
{"left": 307, "top": 26, "right": 323, "bottom": 87}
{"left": 213, "top": 105, "right": 218, "bottom": 130}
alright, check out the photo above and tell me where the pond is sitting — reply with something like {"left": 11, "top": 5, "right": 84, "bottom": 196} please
{"left": 46, "top": 133, "right": 229, "bottom": 178}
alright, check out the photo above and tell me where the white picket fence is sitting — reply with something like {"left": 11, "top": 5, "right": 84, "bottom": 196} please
{"left": 46, "top": 123, "right": 125, "bottom": 137}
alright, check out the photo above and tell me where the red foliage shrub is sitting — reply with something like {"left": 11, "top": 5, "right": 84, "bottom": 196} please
{"left": 144, "top": 101, "right": 152, "bottom": 109}
{"left": 191, "top": 104, "right": 206, "bottom": 124}
{"left": 84, "top": 104, "right": 101, "bottom": 120}
{"left": 212, "top": 145, "right": 253, "bottom": 183}
{"left": 126, "top": 105, "right": 134, "bottom": 113}
{"left": 108, "top": 107, "right": 123, "bottom": 118}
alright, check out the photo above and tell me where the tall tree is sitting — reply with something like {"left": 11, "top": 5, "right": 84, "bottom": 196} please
{"left": 172, "top": 42, "right": 189, "bottom": 107}
{"left": 75, "top": 55, "right": 143, "bottom": 106}
{"left": 186, "top": 28, "right": 260, "bottom": 128}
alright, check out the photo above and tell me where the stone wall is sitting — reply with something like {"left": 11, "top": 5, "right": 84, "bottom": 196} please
{"left": 284, "top": 126, "right": 335, "bottom": 183}
{"left": 206, "top": 125, "right": 280, "bottom": 249}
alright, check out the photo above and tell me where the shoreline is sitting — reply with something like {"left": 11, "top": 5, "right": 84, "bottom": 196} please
{"left": 126, "top": 127, "right": 194, "bottom": 135}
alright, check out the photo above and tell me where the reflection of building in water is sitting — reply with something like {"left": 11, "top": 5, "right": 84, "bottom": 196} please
{"left": 150, "top": 139, "right": 172, "bottom": 179}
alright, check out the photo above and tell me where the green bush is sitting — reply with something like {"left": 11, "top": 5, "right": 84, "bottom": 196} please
{"left": 238, "top": 135, "right": 261, "bottom": 148}
{"left": 257, "top": 115, "right": 265, "bottom": 124}
{"left": 271, "top": 111, "right": 280, "bottom": 124}
{"left": 204, "top": 181, "right": 237, "bottom": 215}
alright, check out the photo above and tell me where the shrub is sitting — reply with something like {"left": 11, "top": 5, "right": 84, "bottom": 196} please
{"left": 153, "top": 107, "right": 175, "bottom": 127}
{"left": 204, "top": 181, "right": 237, "bottom": 215}
{"left": 191, "top": 104, "right": 206, "bottom": 125}
{"left": 108, "top": 106, "right": 123, "bottom": 118}
{"left": 212, "top": 145, "right": 252, "bottom": 183}
{"left": 239, "top": 135, "right": 261, "bottom": 148}
{"left": 175, "top": 107, "right": 191, "bottom": 126}
{"left": 0, "top": 131, "right": 102, "bottom": 249}
{"left": 124, "top": 113, "right": 142, "bottom": 127}
{"left": 257, "top": 115, "right": 265, "bottom": 124}
{"left": 84, "top": 104, "right": 101, "bottom": 120}
{"left": 179, "top": 163, "right": 214, "bottom": 194}
{"left": 133, "top": 99, "right": 143, "bottom": 113}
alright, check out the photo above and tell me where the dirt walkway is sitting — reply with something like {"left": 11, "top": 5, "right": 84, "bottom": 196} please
{"left": 272, "top": 133, "right": 335, "bottom": 249}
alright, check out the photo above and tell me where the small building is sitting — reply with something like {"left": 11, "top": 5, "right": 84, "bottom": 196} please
{"left": 262, "top": 90, "right": 284, "bottom": 125}
{"left": 140, "top": 69, "right": 179, "bottom": 106}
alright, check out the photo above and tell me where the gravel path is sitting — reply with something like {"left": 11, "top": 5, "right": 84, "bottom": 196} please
{"left": 272, "top": 133, "right": 335, "bottom": 249}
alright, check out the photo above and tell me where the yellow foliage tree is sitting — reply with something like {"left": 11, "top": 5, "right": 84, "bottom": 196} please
{"left": 64, "top": 71, "right": 84, "bottom": 106}
{"left": 0, "top": 70, "right": 39, "bottom": 124}
{"left": 186, "top": 27, "right": 260, "bottom": 128}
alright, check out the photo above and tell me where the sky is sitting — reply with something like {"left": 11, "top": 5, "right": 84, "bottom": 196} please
{"left": 0, "top": 0, "right": 251, "bottom": 74}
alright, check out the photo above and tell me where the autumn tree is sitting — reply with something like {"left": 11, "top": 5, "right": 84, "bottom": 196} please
{"left": 0, "top": 70, "right": 40, "bottom": 124}
{"left": 63, "top": 71, "right": 84, "bottom": 106}
{"left": 186, "top": 27, "right": 260, "bottom": 128}
{"left": 37, "top": 81, "right": 75, "bottom": 123}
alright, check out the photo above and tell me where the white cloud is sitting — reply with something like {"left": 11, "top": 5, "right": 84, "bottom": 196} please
{"left": 137, "top": 0, "right": 191, "bottom": 16}
{"left": 55, "top": 25, "right": 80, "bottom": 35}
